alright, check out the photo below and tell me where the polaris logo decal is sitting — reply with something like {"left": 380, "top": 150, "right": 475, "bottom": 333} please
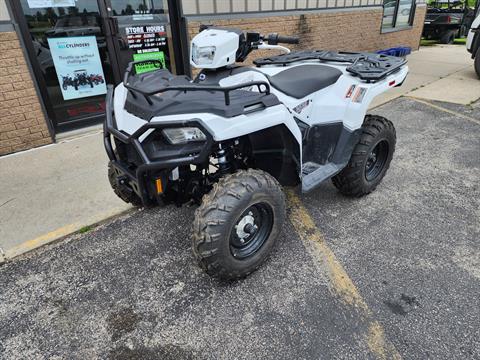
{"left": 293, "top": 100, "right": 310, "bottom": 114}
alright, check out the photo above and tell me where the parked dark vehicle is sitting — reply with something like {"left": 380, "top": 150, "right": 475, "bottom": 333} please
{"left": 423, "top": 0, "right": 477, "bottom": 43}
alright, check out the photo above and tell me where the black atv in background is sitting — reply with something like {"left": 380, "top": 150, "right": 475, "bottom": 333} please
{"left": 423, "top": 0, "right": 477, "bottom": 43}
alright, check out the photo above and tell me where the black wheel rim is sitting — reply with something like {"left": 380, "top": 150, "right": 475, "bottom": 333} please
{"left": 365, "top": 140, "right": 389, "bottom": 181}
{"left": 229, "top": 203, "right": 274, "bottom": 260}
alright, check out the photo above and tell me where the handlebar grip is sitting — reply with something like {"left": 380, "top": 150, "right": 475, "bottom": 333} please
{"left": 266, "top": 33, "right": 299, "bottom": 45}
{"left": 276, "top": 35, "right": 300, "bottom": 44}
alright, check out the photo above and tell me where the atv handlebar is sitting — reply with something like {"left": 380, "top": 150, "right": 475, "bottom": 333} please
{"left": 265, "top": 33, "right": 300, "bottom": 45}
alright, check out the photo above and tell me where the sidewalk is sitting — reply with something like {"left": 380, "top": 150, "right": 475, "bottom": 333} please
{"left": 371, "top": 44, "right": 476, "bottom": 108}
{"left": 0, "top": 130, "right": 131, "bottom": 261}
{"left": 0, "top": 44, "right": 478, "bottom": 262}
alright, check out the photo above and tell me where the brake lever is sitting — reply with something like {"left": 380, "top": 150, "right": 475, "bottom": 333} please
{"left": 257, "top": 43, "right": 291, "bottom": 54}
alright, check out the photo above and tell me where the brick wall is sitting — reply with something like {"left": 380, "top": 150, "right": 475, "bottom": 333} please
{"left": 0, "top": 31, "right": 52, "bottom": 156}
{"left": 188, "top": 6, "right": 426, "bottom": 68}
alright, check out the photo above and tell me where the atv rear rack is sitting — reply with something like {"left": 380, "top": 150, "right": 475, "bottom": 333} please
{"left": 253, "top": 50, "right": 407, "bottom": 82}
{"left": 123, "top": 60, "right": 271, "bottom": 106}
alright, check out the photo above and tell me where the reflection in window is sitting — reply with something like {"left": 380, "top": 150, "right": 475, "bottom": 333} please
{"left": 382, "top": 0, "right": 415, "bottom": 29}
{"left": 110, "top": 0, "right": 167, "bottom": 16}
{"left": 382, "top": 0, "right": 396, "bottom": 28}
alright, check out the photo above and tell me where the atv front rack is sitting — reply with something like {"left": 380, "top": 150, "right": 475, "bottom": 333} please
{"left": 123, "top": 60, "right": 271, "bottom": 106}
{"left": 253, "top": 50, "right": 407, "bottom": 82}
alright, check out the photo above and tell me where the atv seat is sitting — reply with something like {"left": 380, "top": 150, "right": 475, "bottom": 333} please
{"left": 268, "top": 64, "right": 343, "bottom": 99}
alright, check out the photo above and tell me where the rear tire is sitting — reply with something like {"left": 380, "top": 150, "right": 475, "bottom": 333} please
{"left": 332, "top": 115, "right": 396, "bottom": 197}
{"left": 108, "top": 162, "right": 143, "bottom": 207}
{"left": 475, "top": 48, "right": 480, "bottom": 79}
{"left": 439, "top": 30, "right": 455, "bottom": 44}
{"left": 193, "top": 169, "right": 285, "bottom": 280}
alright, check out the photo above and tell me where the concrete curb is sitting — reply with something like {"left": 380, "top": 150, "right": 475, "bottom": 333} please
{"left": 0, "top": 207, "right": 136, "bottom": 265}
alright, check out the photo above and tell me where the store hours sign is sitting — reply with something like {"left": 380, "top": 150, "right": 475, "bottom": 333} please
{"left": 47, "top": 36, "right": 107, "bottom": 101}
{"left": 125, "top": 25, "right": 170, "bottom": 74}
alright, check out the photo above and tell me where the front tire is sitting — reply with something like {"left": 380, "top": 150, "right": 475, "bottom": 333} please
{"left": 108, "top": 162, "right": 143, "bottom": 207}
{"left": 332, "top": 115, "right": 396, "bottom": 197}
{"left": 439, "top": 30, "right": 455, "bottom": 44}
{"left": 475, "top": 48, "right": 480, "bottom": 79}
{"left": 193, "top": 169, "right": 286, "bottom": 280}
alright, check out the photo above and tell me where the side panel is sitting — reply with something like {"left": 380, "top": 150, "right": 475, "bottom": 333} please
{"left": 202, "top": 105, "right": 302, "bottom": 146}
{"left": 248, "top": 125, "right": 301, "bottom": 186}
{"left": 302, "top": 122, "right": 343, "bottom": 165}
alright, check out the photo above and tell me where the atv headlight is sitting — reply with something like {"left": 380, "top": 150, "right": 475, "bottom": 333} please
{"left": 192, "top": 44, "right": 216, "bottom": 66}
{"left": 162, "top": 127, "right": 206, "bottom": 144}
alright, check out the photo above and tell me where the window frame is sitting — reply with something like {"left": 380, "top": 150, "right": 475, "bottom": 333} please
{"left": 381, "top": 0, "right": 416, "bottom": 32}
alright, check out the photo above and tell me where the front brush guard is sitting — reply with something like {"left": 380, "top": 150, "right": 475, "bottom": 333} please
{"left": 103, "top": 85, "right": 214, "bottom": 205}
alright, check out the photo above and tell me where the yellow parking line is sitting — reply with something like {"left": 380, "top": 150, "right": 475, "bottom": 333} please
{"left": 286, "top": 189, "right": 401, "bottom": 360}
{"left": 4, "top": 223, "right": 81, "bottom": 260}
{"left": 3, "top": 207, "right": 134, "bottom": 261}
{"left": 406, "top": 97, "right": 480, "bottom": 126}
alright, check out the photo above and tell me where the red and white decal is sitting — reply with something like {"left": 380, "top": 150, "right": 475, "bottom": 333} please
{"left": 345, "top": 85, "right": 356, "bottom": 99}
{"left": 293, "top": 99, "right": 310, "bottom": 114}
{"left": 353, "top": 87, "right": 367, "bottom": 103}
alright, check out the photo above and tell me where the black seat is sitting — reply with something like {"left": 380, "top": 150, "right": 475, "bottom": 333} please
{"left": 268, "top": 64, "right": 343, "bottom": 99}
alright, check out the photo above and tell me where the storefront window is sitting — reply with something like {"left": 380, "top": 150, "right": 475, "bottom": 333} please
{"left": 382, "top": 0, "right": 415, "bottom": 29}
{"left": 107, "top": 0, "right": 176, "bottom": 77}
{"left": 13, "top": 0, "right": 176, "bottom": 132}
{"left": 19, "top": 0, "right": 114, "bottom": 130}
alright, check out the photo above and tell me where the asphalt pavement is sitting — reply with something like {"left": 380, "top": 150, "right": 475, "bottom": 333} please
{"left": 0, "top": 97, "right": 479, "bottom": 359}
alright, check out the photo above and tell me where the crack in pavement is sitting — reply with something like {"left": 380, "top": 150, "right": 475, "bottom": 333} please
{"left": 0, "top": 198, "right": 15, "bottom": 208}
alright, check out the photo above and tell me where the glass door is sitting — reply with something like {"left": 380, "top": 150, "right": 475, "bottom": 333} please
{"left": 104, "top": 0, "right": 176, "bottom": 80}
{"left": 15, "top": 0, "right": 116, "bottom": 131}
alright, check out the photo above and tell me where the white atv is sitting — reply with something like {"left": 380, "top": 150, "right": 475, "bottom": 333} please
{"left": 104, "top": 26, "right": 408, "bottom": 280}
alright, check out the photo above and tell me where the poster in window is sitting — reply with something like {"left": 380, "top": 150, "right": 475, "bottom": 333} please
{"left": 27, "top": 0, "right": 75, "bottom": 8}
{"left": 47, "top": 36, "right": 107, "bottom": 101}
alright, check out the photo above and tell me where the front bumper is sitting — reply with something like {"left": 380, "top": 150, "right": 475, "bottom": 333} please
{"left": 103, "top": 85, "right": 213, "bottom": 205}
